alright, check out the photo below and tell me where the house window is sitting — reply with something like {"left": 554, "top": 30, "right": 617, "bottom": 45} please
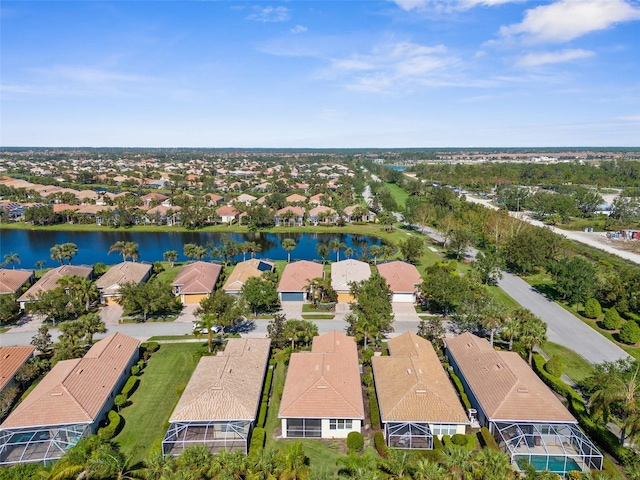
{"left": 329, "top": 419, "right": 353, "bottom": 430}
{"left": 432, "top": 425, "right": 458, "bottom": 436}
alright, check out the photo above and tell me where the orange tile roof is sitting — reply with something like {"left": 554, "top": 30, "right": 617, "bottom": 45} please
{"left": 279, "top": 331, "right": 364, "bottom": 420}
{"left": 446, "top": 333, "right": 576, "bottom": 423}
{"left": 1, "top": 333, "right": 139, "bottom": 428}
{"left": 372, "top": 333, "right": 468, "bottom": 424}
{"left": 170, "top": 338, "right": 271, "bottom": 422}
{"left": 18, "top": 265, "right": 93, "bottom": 303}
{"left": 0, "top": 346, "right": 35, "bottom": 391}
{"left": 171, "top": 261, "right": 222, "bottom": 295}
{"left": 0, "top": 269, "right": 34, "bottom": 295}
{"left": 222, "top": 259, "right": 274, "bottom": 293}
{"left": 277, "top": 261, "right": 323, "bottom": 293}
{"left": 95, "top": 262, "right": 152, "bottom": 295}
{"left": 376, "top": 261, "right": 423, "bottom": 293}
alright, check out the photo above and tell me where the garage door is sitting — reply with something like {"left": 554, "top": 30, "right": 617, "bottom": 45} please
{"left": 281, "top": 292, "right": 304, "bottom": 302}
{"left": 393, "top": 293, "right": 415, "bottom": 303}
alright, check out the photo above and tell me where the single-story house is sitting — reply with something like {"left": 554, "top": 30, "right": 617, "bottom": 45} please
{"left": 95, "top": 261, "right": 153, "bottom": 306}
{"left": 275, "top": 206, "right": 305, "bottom": 227}
{"left": 0, "top": 269, "right": 35, "bottom": 296}
{"left": 279, "top": 331, "right": 364, "bottom": 439}
{"left": 446, "top": 332, "right": 603, "bottom": 476}
{"left": 144, "top": 204, "right": 181, "bottom": 226}
{"left": 376, "top": 261, "right": 423, "bottom": 303}
{"left": 0, "top": 333, "right": 140, "bottom": 465}
{"left": 372, "top": 333, "right": 468, "bottom": 449}
{"left": 162, "top": 338, "right": 271, "bottom": 456}
{"left": 205, "top": 194, "right": 225, "bottom": 206}
{"left": 277, "top": 260, "right": 323, "bottom": 302}
{"left": 308, "top": 206, "right": 339, "bottom": 225}
{"left": 17, "top": 265, "right": 93, "bottom": 310}
{"left": 140, "top": 192, "right": 169, "bottom": 206}
{"left": 331, "top": 259, "right": 372, "bottom": 303}
{"left": 286, "top": 193, "right": 306, "bottom": 204}
{"left": 171, "top": 261, "right": 222, "bottom": 305}
{"left": 343, "top": 205, "right": 376, "bottom": 223}
{"left": 308, "top": 193, "right": 325, "bottom": 205}
{"left": 222, "top": 259, "right": 275, "bottom": 296}
{"left": 236, "top": 194, "right": 257, "bottom": 205}
{"left": 0, "top": 346, "right": 36, "bottom": 394}
{"left": 216, "top": 205, "right": 239, "bottom": 224}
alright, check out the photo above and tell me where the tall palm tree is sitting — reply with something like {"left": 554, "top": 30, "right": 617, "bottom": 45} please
{"left": 344, "top": 247, "right": 354, "bottom": 259}
{"left": 480, "top": 295, "right": 508, "bottom": 347}
{"left": 163, "top": 250, "right": 178, "bottom": 268}
{"left": 108, "top": 241, "right": 128, "bottom": 262}
{"left": 3, "top": 252, "right": 20, "bottom": 269}
{"left": 329, "top": 239, "right": 346, "bottom": 262}
{"left": 316, "top": 242, "right": 330, "bottom": 265}
{"left": 34, "top": 259, "right": 46, "bottom": 273}
{"left": 71, "top": 276, "right": 99, "bottom": 312}
{"left": 247, "top": 242, "right": 262, "bottom": 259}
{"left": 370, "top": 245, "right": 382, "bottom": 265}
{"left": 281, "top": 238, "right": 297, "bottom": 263}
{"left": 79, "top": 312, "right": 107, "bottom": 344}
{"left": 50, "top": 244, "right": 65, "bottom": 265}
{"left": 61, "top": 242, "right": 78, "bottom": 265}
{"left": 516, "top": 311, "right": 547, "bottom": 365}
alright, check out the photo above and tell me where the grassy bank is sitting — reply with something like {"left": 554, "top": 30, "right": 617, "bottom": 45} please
{"left": 541, "top": 342, "right": 594, "bottom": 383}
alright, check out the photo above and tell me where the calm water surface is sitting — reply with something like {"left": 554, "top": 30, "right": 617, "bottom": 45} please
{"left": 0, "top": 229, "right": 383, "bottom": 268}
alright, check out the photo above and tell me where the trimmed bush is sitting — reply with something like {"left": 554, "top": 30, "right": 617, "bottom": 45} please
{"left": 603, "top": 308, "right": 622, "bottom": 330}
{"left": 141, "top": 341, "right": 160, "bottom": 353}
{"left": 249, "top": 428, "right": 265, "bottom": 457}
{"left": 619, "top": 320, "right": 640, "bottom": 345}
{"left": 363, "top": 349, "right": 374, "bottom": 365}
{"left": 374, "top": 431, "right": 388, "bottom": 458}
{"left": 98, "top": 410, "right": 123, "bottom": 439}
{"left": 451, "top": 433, "right": 466, "bottom": 446}
{"left": 477, "top": 427, "right": 500, "bottom": 451}
{"left": 121, "top": 376, "right": 139, "bottom": 398}
{"left": 544, "top": 355, "right": 563, "bottom": 378}
{"left": 442, "top": 435, "right": 452, "bottom": 448}
{"left": 368, "top": 390, "right": 381, "bottom": 430}
{"left": 566, "top": 471, "right": 582, "bottom": 480}
{"left": 449, "top": 370, "right": 472, "bottom": 410}
{"left": 347, "top": 431, "right": 364, "bottom": 453}
{"left": 131, "top": 365, "right": 140, "bottom": 376}
{"left": 583, "top": 298, "right": 602, "bottom": 319}
{"left": 432, "top": 435, "right": 443, "bottom": 450}
{"left": 362, "top": 374, "right": 373, "bottom": 387}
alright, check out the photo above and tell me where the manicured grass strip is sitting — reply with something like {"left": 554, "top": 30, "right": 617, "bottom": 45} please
{"left": 148, "top": 335, "right": 199, "bottom": 341}
{"left": 264, "top": 357, "right": 287, "bottom": 450}
{"left": 486, "top": 284, "right": 521, "bottom": 311}
{"left": 114, "top": 343, "right": 204, "bottom": 463}
{"left": 154, "top": 264, "right": 184, "bottom": 284}
{"left": 384, "top": 182, "right": 409, "bottom": 208}
{"left": 301, "top": 314, "right": 335, "bottom": 320}
{"left": 541, "top": 342, "right": 594, "bottom": 383}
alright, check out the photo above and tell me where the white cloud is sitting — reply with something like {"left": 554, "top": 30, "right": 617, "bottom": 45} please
{"left": 247, "top": 6, "right": 290, "bottom": 23}
{"left": 500, "top": 0, "right": 640, "bottom": 43}
{"left": 517, "top": 48, "right": 595, "bottom": 67}
{"left": 618, "top": 114, "right": 640, "bottom": 121}
{"left": 392, "top": 0, "right": 522, "bottom": 11}
{"left": 290, "top": 25, "right": 307, "bottom": 34}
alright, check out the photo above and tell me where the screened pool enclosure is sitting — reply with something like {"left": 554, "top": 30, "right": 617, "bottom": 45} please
{"left": 162, "top": 421, "right": 251, "bottom": 456}
{"left": 493, "top": 421, "right": 603, "bottom": 475}
{"left": 0, "top": 424, "right": 89, "bottom": 465}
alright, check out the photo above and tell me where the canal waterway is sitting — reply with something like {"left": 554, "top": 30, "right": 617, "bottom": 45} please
{"left": 0, "top": 230, "right": 384, "bottom": 268}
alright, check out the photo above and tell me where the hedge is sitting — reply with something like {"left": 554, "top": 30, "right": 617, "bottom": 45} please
{"left": 120, "top": 376, "right": 139, "bottom": 399}
{"left": 451, "top": 433, "right": 475, "bottom": 451}
{"left": 347, "top": 431, "right": 364, "bottom": 453}
{"left": 531, "top": 353, "right": 635, "bottom": 466}
{"left": 374, "top": 431, "right": 388, "bottom": 458}
{"left": 98, "top": 410, "right": 123, "bottom": 439}
{"left": 477, "top": 427, "right": 500, "bottom": 451}
{"left": 141, "top": 342, "right": 159, "bottom": 353}
{"left": 432, "top": 435, "right": 443, "bottom": 450}
{"left": 249, "top": 428, "right": 265, "bottom": 457}
{"left": 257, "top": 366, "right": 274, "bottom": 428}
{"left": 368, "top": 389, "right": 381, "bottom": 430}
{"left": 448, "top": 370, "right": 472, "bottom": 410}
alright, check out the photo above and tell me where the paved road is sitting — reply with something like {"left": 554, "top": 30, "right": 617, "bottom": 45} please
{"left": 497, "top": 273, "right": 629, "bottom": 364}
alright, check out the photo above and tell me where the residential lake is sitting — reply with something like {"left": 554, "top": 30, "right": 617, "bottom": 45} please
{"left": 0, "top": 230, "right": 385, "bottom": 269}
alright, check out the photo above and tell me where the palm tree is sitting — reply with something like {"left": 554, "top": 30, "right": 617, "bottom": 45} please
{"left": 278, "top": 441, "right": 310, "bottom": 480}
{"left": 370, "top": 245, "right": 382, "bottom": 265}
{"left": 412, "top": 459, "right": 445, "bottom": 480}
{"left": 282, "top": 238, "right": 297, "bottom": 263}
{"left": 480, "top": 295, "right": 508, "bottom": 347}
{"left": 61, "top": 242, "right": 78, "bottom": 265}
{"left": 183, "top": 243, "right": 207, "bottom": 261}
{"left": 516, "top": 311, "right": 547, "bottom": 365}
{"left": 344, "top": 247, "right": 354, "bottom": 259}
{"left": 247, "top": 242, "right": 262, "bottom": 259}
{"left": 35, "top": 259, "right": 46, "bottom": 273}
{"left": 79, "top": 312, "right": 107, "bottom": 344}
{"left": 329, "top": 239, "right": 346, "bottom": 262}
{"left": 50, "top": 244, "right": 65, "bottom": 265}
{"left": 109, "top": 241, "right": 128, "bottom": 262}
{"left": 316, "top": 242, "right": 330, "bottom": 265}
{"left": 3, "top": 252, "right": 20, "bottom": 269}
{"left": 194, "top": 290, "right": 246, "bottom": 352}
{"left": 163, "top": 250, "right": 178, "bottom": 268}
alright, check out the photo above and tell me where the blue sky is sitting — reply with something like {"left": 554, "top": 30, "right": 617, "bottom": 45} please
{"left": 1, "top": 0, "right": 639, "bottom": 148}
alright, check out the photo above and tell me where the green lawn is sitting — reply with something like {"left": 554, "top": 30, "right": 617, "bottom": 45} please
{"left": 541, "top": 342, "right": 594, "bottom": 383}
{"left": 113, "top": 342, "right": 205, "bottom": 463}
{"left": 154, "top": 263, "right": 184, "bottom": 283}
{"left": 385, "top": 182, "right": 409, "bottom": 209}
{"left": 486, "top": 284, "right": 521, "bottom": 311}
{"left": 301, "top": 314, "right": 335, "bottom": 320}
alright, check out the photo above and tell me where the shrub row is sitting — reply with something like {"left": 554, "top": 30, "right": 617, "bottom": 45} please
{"left": 248, "top": 428, "right": 265, "bottom": 457}
{"left": 98, "top": 410, "right": 123, "bottom": 439}
{"left": 120, "top": 376, "right": 139, "bottom": 399}
{"left": 347, "top": 431, "right": 364, "bottom": 453}
{"left": 477, "top": 427, "right": 500, "bottom": 451}
{"left": 451, "top": 433, "right": 475, "bottom": 451}
{"left": 257, "top": 366, "right": 274, "bottom": 428}
{"left": 531, "top": 353, "right": 635, "bottom": 466}
{"left": 373, "top": 431, "right": 388, "bottom": 458}
{"left": 368, "top": 388, "right": 381, "bottom": 430}
{"left": 448, "top": 370, "right": 472, "bottom": 410}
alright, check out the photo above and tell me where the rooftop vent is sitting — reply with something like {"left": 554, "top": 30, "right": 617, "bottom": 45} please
{"left": 407, "top": 369, "right": 412, "bottom": 375}
{"left": 416, "top": 389, "right": 427, "bottom": 394}
{"left": 317, "top": 385, "right": 327, "bottom": 389}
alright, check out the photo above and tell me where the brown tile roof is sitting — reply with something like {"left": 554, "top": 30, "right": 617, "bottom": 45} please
{"left": 372, "top": 333, "right": 468, "bottom": 424}
{"left": 276, "top": 206, "right": 305, "bottom": 216}
{"left": 95, "top": 262, "right": 152, "bottom": 296}
{"left": 279, "top": 331, "right": 364, "bottom": 420}
{"left": 1, "top": 333, "right": 139, "bottom": 428}
{"left": 376, "top": 261, "right": 423, "bottom": 293}
{"left": 222, "top": 259, "right": 274, "bottom": 293}
{"left": 278, "top": 261, "right": 323, "bottom": 293}
{"left": 331, "top": 259, "right": 371, "bottom": 293}
{"left": 216, "top": 205, "right": 239, "bottom": 216}
{"left": 18, "top": 265, "right": 93, "bottom": 303}
{"left": 446, "top": 333, "right": 575, "bottom": 423}
{"left": 309, "top": 205, "right": 336, "bottom": 216}
{"left": 0, "top": 346, "right": 35, "bottom": 391}
{"left": 286, "top": 194, "right": 307, "bottom": 203}
{"left": 0, "top": 269, "right": 34, "bottom": 295}
{"left": 172, "top": 261, "right": 222, "bottom": 295}
{"left": 169, "top": 338, "right": 271, "bottom": 422}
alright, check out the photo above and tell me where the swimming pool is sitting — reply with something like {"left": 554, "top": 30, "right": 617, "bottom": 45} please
{"left": 524, "top": 456, "right": 581, "bottom": 473}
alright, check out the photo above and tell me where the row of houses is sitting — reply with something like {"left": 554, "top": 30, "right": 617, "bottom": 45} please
{"left": 0, "top": 330, "right": 603, "bottom": 476}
